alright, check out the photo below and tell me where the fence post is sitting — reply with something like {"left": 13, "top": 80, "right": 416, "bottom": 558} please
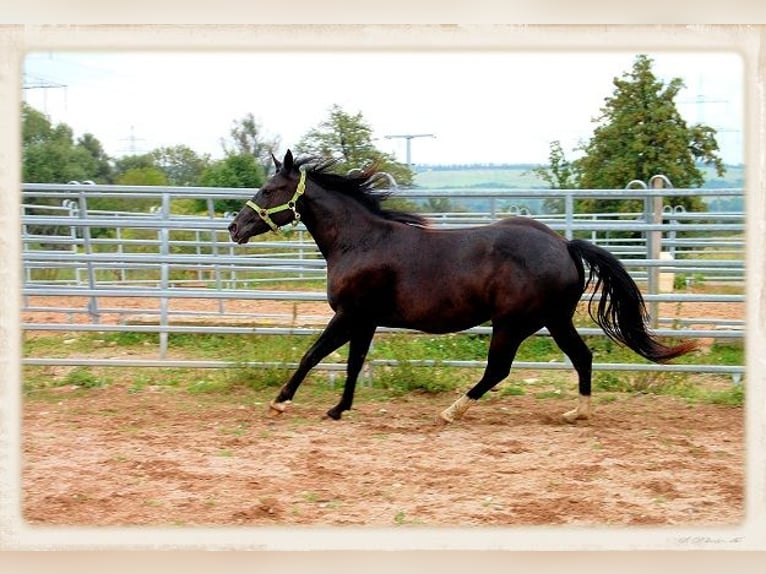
{"left": 564, "top": 192, "right": 574, "bottom": 240}
{"left": 209, "top": 198, "right": 225, "bottom": 314}
{"left": 647, "top": 176, "right": 666, "bottom": 328}
{"left": 159, "top": 192, "right": 170, "bottom": 359}
{"left": 77, "top": 191, "right": 100, "bottom": 323}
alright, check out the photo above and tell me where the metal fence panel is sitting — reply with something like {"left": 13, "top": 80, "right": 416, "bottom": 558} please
{"left": 21, "top": 182, "right": 745, "bottom": 378}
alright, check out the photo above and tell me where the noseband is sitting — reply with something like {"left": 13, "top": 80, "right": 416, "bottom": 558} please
{"left": 245, "top": 168, "right": 307, "bottom": 233}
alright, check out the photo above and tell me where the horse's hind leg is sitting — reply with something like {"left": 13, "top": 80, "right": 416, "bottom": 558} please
{"left": 440, "top": 323, "right": 528, "bottom": 424}
{"left": 547, "top": 318, "right": 593, "bottom": 423}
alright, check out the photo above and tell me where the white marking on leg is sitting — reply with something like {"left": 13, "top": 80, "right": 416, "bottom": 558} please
{"left": 439, "top": 395, "right": 477, "bottom": 424}
{"left": 562, "top": 394, "right": 592, "bottom": 423}
{"left": 268, "top": 399, "right": 291, "bottom": 416}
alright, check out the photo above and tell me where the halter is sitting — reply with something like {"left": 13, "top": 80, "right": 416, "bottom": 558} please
{"left": 245, "top": 168, "right": 307, "bottom": 233}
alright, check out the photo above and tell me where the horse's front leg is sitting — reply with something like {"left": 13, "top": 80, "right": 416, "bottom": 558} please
{"left": 269, "top": 312, "right": 352, "bottom": 416}
{"left": 326, "top": 323, "right": 377, "bottom": 420}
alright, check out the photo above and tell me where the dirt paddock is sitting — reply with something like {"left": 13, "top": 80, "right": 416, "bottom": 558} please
{"left": 22, "top": 294, "right": 744, "bottom": 527}
{"left": 23, "top": 384, "right": 743, "bottom": 527}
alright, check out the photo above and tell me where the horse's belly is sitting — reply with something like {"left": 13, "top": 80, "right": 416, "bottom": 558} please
{"left": 384, "top": 290, "right": 492, "bottom": 333}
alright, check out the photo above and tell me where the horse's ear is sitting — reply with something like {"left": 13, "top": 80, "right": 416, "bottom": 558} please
{"left": 283, "top": 149, "right": 294, "bottom": 173}
{"left": 271, "top": 153, "right": 282, "bottom": 172}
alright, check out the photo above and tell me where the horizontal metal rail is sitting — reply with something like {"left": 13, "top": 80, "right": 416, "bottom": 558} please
{"left": 21, "top": 182, "right": 745, "bottom": 380}
{"left": 20, "top": 285, "right": 745, "bottom": 304}
{"left": 20, "top": 322, "right": 743, "bottom": 340}
{"left": 21, "top": 357, "right": 745, "bottom": 377}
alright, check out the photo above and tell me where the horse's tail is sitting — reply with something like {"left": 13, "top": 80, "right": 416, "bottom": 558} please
{"left": 567, "top": 239, "right": 696, "bottom": 363}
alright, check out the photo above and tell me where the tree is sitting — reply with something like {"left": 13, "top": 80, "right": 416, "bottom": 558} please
{"left": 113, "top": 153, "right": 156, "bottom": 177}
{"left": 223, "top": 113, "right": 280, "bottom": 175}
{"left": 198, "top": 153, "right": 266, "bottom": 213}
{"left": 534, "top": 55, "right": 725, "bottom": 213}
{"left": 151, "top": 145, "right": 211, "bottom": 186}
{"left": 22, "top": 104, "right": 117, "bottom": 244}
{"left": 115, "top": 167, "right": 169, "bottom": 186}
{"left": 22, "top": 103, "right": 111, "bottom": 183}
{"left": 530, "top": 140, "right": 576, "bottom": 213}
{"left": 531, "top": 140, "right": 576, "bottom": 190}
{"left": 76, "top": 133, "right": 113, "bottom": 182}
{"left": 296, "top": 104, "right": 415, "bottom": 187}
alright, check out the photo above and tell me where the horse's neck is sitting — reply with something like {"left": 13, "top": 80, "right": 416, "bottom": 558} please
{"left": 301, "top": 191, "right": 382, "bottom": 259}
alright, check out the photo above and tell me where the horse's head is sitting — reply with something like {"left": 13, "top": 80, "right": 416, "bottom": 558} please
{"left": 228, "top": 149, "right": 305, "bottom": 243}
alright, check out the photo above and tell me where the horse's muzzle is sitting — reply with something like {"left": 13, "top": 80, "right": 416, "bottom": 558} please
{"left": 228, "top": 222, "right": 249, "bottom": 244}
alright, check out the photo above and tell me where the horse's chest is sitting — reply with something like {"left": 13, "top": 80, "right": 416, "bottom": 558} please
{"left": 326, "top": 264, "right": 395, "bottom": 311}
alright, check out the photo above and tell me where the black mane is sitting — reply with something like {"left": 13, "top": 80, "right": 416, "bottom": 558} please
{"left": 294, "top": 156, "right": 428, "bottom": 227}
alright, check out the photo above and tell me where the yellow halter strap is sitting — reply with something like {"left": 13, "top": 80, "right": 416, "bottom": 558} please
{"left": 245, "top": 168, "right": 307, "bottom": 233}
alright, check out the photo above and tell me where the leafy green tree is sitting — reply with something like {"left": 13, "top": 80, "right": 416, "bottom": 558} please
{"left": 296, "top": 104, "right": 415, "bottom": 187}
{"left": 22, "top": 103, "right": 110, "bottom": 183}
{"left": 22, "top": 104, "right": 116, "bottom": 243}
{"left": 534, "top": 55, "right": 725, "bottom": 213}
{"left": 86, "top": 166, "right": 168, "bottom": 215}
{"left": 532, "top": 140, "right": 577, "bottom": 190}
{"left": 113, "top": 153, "right": 156, "bottom": 175}
{"left": 530, "top": 140, "right": 576, "bottom": 213}
{"left": 151, "top": 145, "right": 210, "bottom": 186}
{"left": 223, "top": 113, "right": 280, "bottom": 175}
{"left": 198, "top": 153, "right": 266, "bottom": 213}
{"left": 115, "top": 167, "right": 169, "bottom": 186}
{"left": 76, "top": 133, "right": 113, "bottom": 182}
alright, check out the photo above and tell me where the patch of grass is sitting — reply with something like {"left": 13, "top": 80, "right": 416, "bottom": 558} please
{"left": 224, "top": 364, "right": 290, "bottom": 391}
{"left": 534, "top": 390, "right": 565, "bottom": 400}
{"left": 372, "top": 362, "right": 455, "bottom": 395}
{"left": 186, "top": 378, "right": 229, "bottom": 394}
{"left": 703, "top": 384, "right": 744, "bottom": 407}
{"left": 302, "top": 492, "right": 320, "bottom": 503}
{"left": 64, "top": 367, "right": 108, "bottom": 389}
{"left": 102, "top": 331, "right": 158, "bottom": 347}
{"left": 22, "top": 328, "right": 744, "bottom": 408}
{"left": 497, "top": 385, "right": 525, "bottom": 397}
{"left": 594, "top": 372, "right": 634, "bottom": 393}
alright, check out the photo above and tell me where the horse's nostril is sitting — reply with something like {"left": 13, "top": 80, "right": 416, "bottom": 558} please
{"left": 228, "top": 222, "right": 237, "bottom": 234}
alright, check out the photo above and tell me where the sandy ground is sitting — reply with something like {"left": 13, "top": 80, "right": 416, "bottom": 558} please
{"left": 22, "top": 383, "right": 743, "bottom": 527}
{"left": 21, "top": 294, "right": 744, "bottom": 527}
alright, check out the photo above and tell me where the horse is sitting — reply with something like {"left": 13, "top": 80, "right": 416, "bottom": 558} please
{"left": 228, "top": 150, "right": 696, "bottom": 424}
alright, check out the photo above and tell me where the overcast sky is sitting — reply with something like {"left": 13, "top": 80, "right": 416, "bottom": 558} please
{"left": 22, "top": 50, "right": 744, "bottom": 166}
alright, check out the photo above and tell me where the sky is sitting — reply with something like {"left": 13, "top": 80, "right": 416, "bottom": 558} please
{"left": 22, "top": 50, "right": 745, "bottom": 167}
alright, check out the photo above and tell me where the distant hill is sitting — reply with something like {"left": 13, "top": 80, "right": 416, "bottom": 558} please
{"left": 413, "top": 163, "right": 744, "bottom": 190}
{"left": 411, "top": 163, "right": 745, "bottom": 213}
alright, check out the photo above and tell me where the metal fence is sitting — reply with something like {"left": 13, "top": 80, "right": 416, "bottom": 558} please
{"left": 21, "top": 180, "right": 745, "bottom": 380}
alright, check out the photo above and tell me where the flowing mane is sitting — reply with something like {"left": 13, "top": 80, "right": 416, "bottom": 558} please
{"left": 295, "top": 156, "right": 429, "bottom": 227}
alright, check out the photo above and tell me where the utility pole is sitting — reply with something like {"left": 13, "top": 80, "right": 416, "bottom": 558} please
{"left": 119, "top": 125, "right": 147, "bottom": 155}
{"left": 384, "top": 133, "right": 435, "bottom": 166}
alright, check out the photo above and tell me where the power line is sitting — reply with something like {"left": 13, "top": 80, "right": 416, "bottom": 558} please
{"left": 22, "top": 75, "right": 67, "bottom": 90}
{"left": 22, "top": 73, "right": 67, "bottom": 115}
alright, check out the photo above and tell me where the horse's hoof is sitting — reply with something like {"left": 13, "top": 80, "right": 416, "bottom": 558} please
{"left": 325, "top": 408, "right": 342, "bottom": 420}
{"left": 561, "top": 410, "right": 578, "bottom": 424}
{"left": 437, "top": 411, "right": 454, "bottom": 425}
{"left": 561, "top": 409, "right": 589, "bottom": 424}
{"left": 268, "top": 400, "right": 290, "bottom": 417}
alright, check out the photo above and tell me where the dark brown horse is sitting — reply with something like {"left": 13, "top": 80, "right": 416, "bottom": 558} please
{"left": 228, "top": 150, "right": 695, "bottom": 423}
